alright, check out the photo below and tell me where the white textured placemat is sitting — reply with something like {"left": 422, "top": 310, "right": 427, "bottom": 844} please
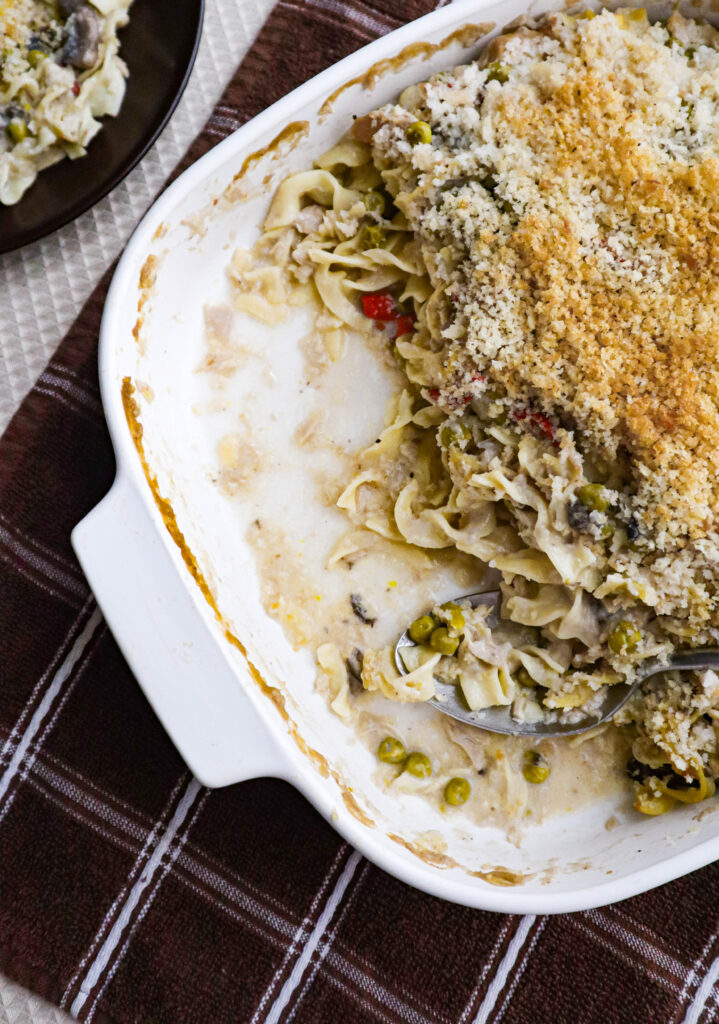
{"left": 0, "top": 978, "right": 72, "bottom": 1024}
{"left": 0, "top": 1, "right": 276, "bottom": 1016}
{"left": 0, "top": 0, "right": 275, "bottom": 436}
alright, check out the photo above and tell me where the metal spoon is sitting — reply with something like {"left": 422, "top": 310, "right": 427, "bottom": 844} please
{"left": 394, "top": 591, "right": 719, "bottom": 737}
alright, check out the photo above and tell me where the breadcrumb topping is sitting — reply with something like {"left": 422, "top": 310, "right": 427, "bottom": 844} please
{"left": 370, "top": 8, "right": 719, "bottom": 546}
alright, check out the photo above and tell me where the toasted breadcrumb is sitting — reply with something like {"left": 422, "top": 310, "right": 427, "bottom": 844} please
{"left": 370, "top": 8, "right": 719, "bottom": 554}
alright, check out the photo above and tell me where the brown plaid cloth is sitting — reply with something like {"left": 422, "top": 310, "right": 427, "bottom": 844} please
{"left": 3, "top": 2, "right": 719, "bottom": 1022}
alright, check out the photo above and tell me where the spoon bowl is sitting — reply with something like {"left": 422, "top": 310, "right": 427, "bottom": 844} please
{"left": 394, "top": 591, "right": 719, "bottom": 737}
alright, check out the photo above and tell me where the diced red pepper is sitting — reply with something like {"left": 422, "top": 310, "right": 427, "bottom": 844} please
{"left": 395, "top": 313, "right": 416, "bottom": 337}
{"left": 512, "top": 407, "right": 557, "bottom": 443}
{"left": 530, "top": 411, "right": 555, "bottom": 441}
{"left": 72, "top": 80, "right": 80, "bottom": 97}
{"left": 428, "top": 388, "right": 440, "bottom": 401}
{"left": 361, "top": 292, "right": 398, "bottom": 321}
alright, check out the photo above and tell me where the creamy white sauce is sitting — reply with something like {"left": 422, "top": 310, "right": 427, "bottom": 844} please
{"left": 202, "top": 296, "right": 633, "bottom": 833}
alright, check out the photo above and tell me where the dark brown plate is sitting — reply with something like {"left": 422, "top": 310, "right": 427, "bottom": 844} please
{"left": 0, "top": 0, "right": 204, "bottom": 254}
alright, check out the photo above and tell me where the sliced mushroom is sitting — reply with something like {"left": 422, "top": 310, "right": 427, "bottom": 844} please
{"left": 60, "top": 7, "right": 101, "bottom": 70}
{"left": 351, "top": 114, "right": 377, "bottom": 144}
{"left": 567, "top": 500, "right": 592, "bottom": 533}
{"left": 350, "top": 593, "right": 376, "bottom": 626}
{"left": 1, "top": 103, "right": 26, "bottom": 127}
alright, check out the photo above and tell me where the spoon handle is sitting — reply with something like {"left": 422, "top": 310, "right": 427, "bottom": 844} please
{"left": 658, "top": 648, "right": 719, "bottom": 675}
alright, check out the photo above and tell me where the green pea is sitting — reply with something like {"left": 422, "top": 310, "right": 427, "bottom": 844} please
{"left": 486, "top": 61, "right": 510, "bottom": 84}
{"left": 363, "top": 190, "right": 386, "bottom": 216}
{"left": 577, "top": 483, "right": 611, "bottom": 512}
{"left": 409, "top": 615, "right": 436, "bottom": 643}
{"left": 516, "top": 666, "right": 535, "bottom": 687}
{"left": 6, "top": 118, "right": 27, "bottom": 144}
{"left": 27, "top": 49, "right": 47, "bottom": 67}
{"left": 445, "top": 777, "right": 471, "bottom": 805}
{"left": 405, "top": 120, "right": 432, "bottom": 145}
{"left": 405, "top": 751, "right": 432, "bottom": 778}
{"left": 358, "top": 224, "right": 387, "bottom": 250}
{"left": 523, "top": 750, "right": 550, "bottom": 784}
{"left": 440, "top": 601, "right": 465, "bottom": 633}
{"left": 378, "top": 736, "right": 406, "bottom": 764}
{"left": 440, "top": 422, "right": 471, "bottom": 447}
{"left": 429, "top": 627, "right": 459, "bottom": 656}
{"left": 608, "top": 620, "right": 642, "bottom": 655}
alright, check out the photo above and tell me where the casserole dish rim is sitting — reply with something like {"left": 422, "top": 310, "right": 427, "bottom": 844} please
{"left": 76, "top": 0, "right": 719, "bottom": 914}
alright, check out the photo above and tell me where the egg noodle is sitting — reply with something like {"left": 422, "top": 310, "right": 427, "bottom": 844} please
{"left": 229, "top": 7, "right": 719, "bottom": 816}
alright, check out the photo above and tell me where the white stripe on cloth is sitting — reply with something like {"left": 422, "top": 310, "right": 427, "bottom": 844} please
{"left": 471, "top": 915, "right": 536, "bottom": 1024}
{"left": 0, "top": 519, "right": 89, "bottom": 600}
{"left": 0, "top": 541, "right": 85, "bottom": 610}
{"left": 32, "top": 744, "right": 153, "bottom": 833}
{"left": 33, "top": 384, "right": 102, "bottom": 426}
{"left": 0, "top": 604, "right": 103, "bottom": 820}
{"left": 282, "top": 860, "right": 369, "bottom": 1024}
{"left": 70, "top": 776, "right": 205, "bottom": 1018}
{"left": 248, "top": 843, "right": 352, "bottom": 1023}
{"left": 281, "top": 0, "right": 391, "bottom": 39}
{"left": 0, "top": 508, "right": 87, "bottom": 578}
{"left": 8, "top": 736, "right": 322, "bottom": 959}
{"left": 0, "top": 595, "right": 95, "bottom": 772}
{"left": 492, "top": 919, "right": 547, "bottom": 1024}
{"left": 60, "top": 773, "right": 190, "bottom": 1010}
{"left": 680, "top": 930, "right": 719, "bottom": 1004}
{"left": 83, "top": 785, "right": 210, "bottom": 1024}
{"left": 318, "top": 943, "right": 449, "bottom": 1024}
{"left": 263, "top": 849, "right": 364, "bottom": 1024}
{"left": 585, "top": 908, "right": 687, "bottom": 982}
{"left": 573, "top": 915, "right": 682, "bottom": 995}
{"left": 46, "top": 362, "right": 101, "bottom": 399}
{"left": 24, "top": 765, "right": 146, "bottom": 860}
{"left": 38, "top": 369, "right": 104, "bottom": 418}
{"left": 305, "top": 962, "right": 436, "bottom": 1024}
{"left": 457, "top": 920, "right": 515, "bottom": 1024}
{"left": 681, "top": 949, "right": 719, "bottom": 1024}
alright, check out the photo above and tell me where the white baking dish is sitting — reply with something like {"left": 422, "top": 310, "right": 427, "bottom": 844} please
{"left": 72, "top": 0, "right": 719, "bottom": 913}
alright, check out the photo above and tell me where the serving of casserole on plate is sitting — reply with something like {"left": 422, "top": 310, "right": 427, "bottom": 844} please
{"left": 73, "top": 0, "right": 719, "bottom": 913}
{"left": 0, "top": 0, "right": 131, "bottom": 205}
{"left": 0, "top": 0, "right": 203, "bottom": 252}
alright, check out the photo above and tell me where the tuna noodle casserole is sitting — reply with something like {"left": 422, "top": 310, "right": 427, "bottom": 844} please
{"left": 230, "top": 7, "right": 719, "bottom": 818}
{"left": 0, "top": 0, "right": 131, "bottom": 204}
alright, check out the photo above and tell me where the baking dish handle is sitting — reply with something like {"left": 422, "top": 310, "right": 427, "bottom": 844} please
{"left": 71, "top": 473, "right": 291, "bottom": 789}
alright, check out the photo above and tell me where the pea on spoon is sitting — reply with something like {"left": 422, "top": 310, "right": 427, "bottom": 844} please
{"left": 394, "top": 591, "right": 719, "bottom": 738}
